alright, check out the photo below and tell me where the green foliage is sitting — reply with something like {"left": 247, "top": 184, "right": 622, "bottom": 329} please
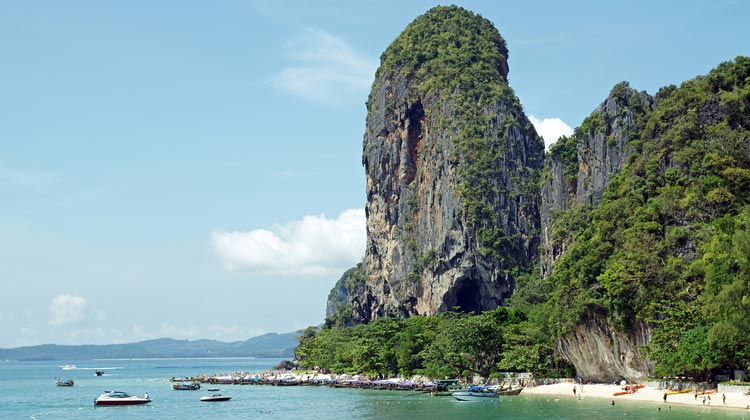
{"left": 407, "top": 248, "right": 437, "bottom": 283}
{"left": 296, "top": 307, "right": 561, "bottom": 378}
{"left": 370, "top": 5, "right": 509, "bottom": 110}
{"left": 542, "top": 56, "right": 750, "bottom": 378}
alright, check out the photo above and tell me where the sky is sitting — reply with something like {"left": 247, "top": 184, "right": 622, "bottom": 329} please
{"left": 1, "top": 0, "right": 748, "bottom": 348}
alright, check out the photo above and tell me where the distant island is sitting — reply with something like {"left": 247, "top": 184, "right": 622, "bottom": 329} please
{"left": 0, "top": 331, "right": 297, "bottom": 361}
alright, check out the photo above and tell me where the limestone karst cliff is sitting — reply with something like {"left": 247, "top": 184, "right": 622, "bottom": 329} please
{"left": 328, "top": 5, "right": 544, "bottom": 324}
{"left": 325, "top": 4, "right": 750, "bottom": 383}
{"left": 540, "top": 83, "right": 654, "bottom": 277}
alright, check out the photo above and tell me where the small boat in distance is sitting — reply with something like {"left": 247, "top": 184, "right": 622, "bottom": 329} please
{"left": 200, "top": 394, "right": 232, "bottom": 402}
{"left": 94, "top": 391, "right": 151, "bottom": 406}
{"left": 60, "top": 365, "right": 77, "bottom": 370}
{"left": 206, "top": 388, "right": 220, "bottom": 392}
{"left": 95, "top": 370, "right": 104, "bottom": 376}
{"left": 495, "top": 387, "right": 523, "bottom": 396}
{"left": 452, "top": 385, "right": 499, "bottom": 401}
{"left": 430, "top": 379, "right": 467, "bottom": 396}
{"left": 172, "top": 382, "right": 201, "bottom": 390}
{"left": 56, "top": 378, "right": 74, "bottom": 387}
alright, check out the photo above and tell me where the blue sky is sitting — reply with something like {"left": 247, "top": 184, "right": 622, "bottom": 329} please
{"left": 1, "top": 0, "right": 748, "bottom": 347}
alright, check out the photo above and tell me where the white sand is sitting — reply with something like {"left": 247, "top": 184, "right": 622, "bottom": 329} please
{"left": 521, "top": 382, "right": 750, "bottom": 412}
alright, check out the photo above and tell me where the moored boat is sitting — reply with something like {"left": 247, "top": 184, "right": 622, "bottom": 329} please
{"left": 496, "top": 387, "right": 523, "bottom": 396}
{"left": 172, "top": 382, "right": 201, "bottom": 390}
{"left": 452, "top": 385, "right": 499, "bottom": 401}
{"left": 200, "top": 393, "right": 232, "bottom": 402}
{"left": 56, "top": 378, "right": 74, "bottom": 387}
{"left": 94, "top": 391, "right": 151, "bottom": 406}
{"left": 429, "top": 379, "right": 467, "bottom": 396}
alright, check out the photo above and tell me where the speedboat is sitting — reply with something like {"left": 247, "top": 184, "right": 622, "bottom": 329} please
{"left": 200, "top": 394, "right": 232, "bottom": 402}
{"left": 452, "top": 385, "right": 499, "bottom": 401}
{"left": 56, "top": 378, "right": 74, "bottom": 386}
{"left": 60, "top": 365, "right": 77, "bottom": 370}
{"left": 94, "top": 391, "right": 151, "bottom": 406}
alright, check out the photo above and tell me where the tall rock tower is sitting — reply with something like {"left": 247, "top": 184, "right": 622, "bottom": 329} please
{"left": 327, "top": 6, "right": 545, "bottom": 324}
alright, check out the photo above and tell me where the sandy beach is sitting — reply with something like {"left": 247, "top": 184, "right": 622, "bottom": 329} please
{"left": 522, "top": 382, "right": 750, "bottom": 412}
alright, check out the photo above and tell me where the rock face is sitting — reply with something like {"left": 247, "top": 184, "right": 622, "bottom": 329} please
{"left": 558, "top": 311, "right": 653, "bottom": 383}
{"left": 540, "top": 82, "right": 653, "bottom": 276}
{"left": 327, "top": 6, "right": 545, "bottom": 323}
{"left": 540, "top": 83, "right": 655, "bottom": 381}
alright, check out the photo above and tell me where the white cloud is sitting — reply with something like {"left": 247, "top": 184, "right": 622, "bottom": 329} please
{"left": 271, "top": 28, "right": 377, "bottom": 104}
{"left": 48, "top": 294, "right": 88, "bottom": 326}
{"left": 211, "top": 208, "right": 366, "bottom": 276}
{"left": 529, "top": 115, "right": 574, "bottom": 150}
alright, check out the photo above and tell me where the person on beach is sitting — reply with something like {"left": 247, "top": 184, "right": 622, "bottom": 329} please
{"left": 723, "top": 393, "right": 726, "bottom": 405}
{"left": 663, "top": 392, "right": 667, "bottom": 403}
{"left": 573, "top": 386, "right": 576, "bottom": 397}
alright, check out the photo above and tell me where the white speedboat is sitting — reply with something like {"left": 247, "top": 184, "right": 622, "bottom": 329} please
{"left": 452, "top": 386, "right": 499, "bottom": 401}
{"left": 94, "top": 391, "right": 151, "bottom": 406}
{"left": 200, "top": 394, "right": 232, "bottom": 402}
{"left": 60, "top": 365, "right": 77, "bottom": 370}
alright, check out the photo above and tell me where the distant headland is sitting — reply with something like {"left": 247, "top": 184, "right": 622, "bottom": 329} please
{"left": 0, "top": 331, "right": 297, "bottom": 361}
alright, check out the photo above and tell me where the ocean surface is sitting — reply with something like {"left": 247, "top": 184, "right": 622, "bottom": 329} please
{"left": 2, "top": 357, "right": 749, "bottom": 420}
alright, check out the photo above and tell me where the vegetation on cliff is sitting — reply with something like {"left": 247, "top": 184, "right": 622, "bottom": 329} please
{"left": 536, "top": 56, "right": 750, "bottom": 379}
{"left": 369, "top": 5, "right": 542, "bottom": 260}
{"left": 305, "top": 56, "right": 750, "bottom": 381}
{"left": 307, "top": 2, "right": 750, "bottom": 381}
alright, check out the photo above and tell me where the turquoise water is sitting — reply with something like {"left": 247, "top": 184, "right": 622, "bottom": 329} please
{"left": 2, "top": 358, "right": 749, "bottom": 419}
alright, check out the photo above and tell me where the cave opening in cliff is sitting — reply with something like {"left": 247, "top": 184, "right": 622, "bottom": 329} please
{"left": 403, "top": 102, "right": 424, "bottom": 185}
{"left": 453, "top": 277, "right": 481, "bottom": 314}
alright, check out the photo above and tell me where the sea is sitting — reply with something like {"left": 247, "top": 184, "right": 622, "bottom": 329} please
{"left": 2, "top": 357, "right": 749, "bottom": 420}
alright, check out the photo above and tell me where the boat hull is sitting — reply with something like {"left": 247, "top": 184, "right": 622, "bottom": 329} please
{"left": 452, "top": 391, "right": 498, "bottom": 401}
{"left": 200, "top": 395, "right": 232, "bottom": 402}
{"left": 95, "top": 399, "right": 151, "bottom": 406}
{"left": 496, "top": 388, "right": 523, "bottom": 396}
{"left": 94, "top": 391, "right": 151, "bottom": 406}
{"left": 172, "top": 383, "right": 201, "bottom": 390}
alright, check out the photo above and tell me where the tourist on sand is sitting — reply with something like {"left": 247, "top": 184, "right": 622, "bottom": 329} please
{"left": 573, "top": 386, "right": 576, "bottom": 397}
{"left": 663, "top": 392, "right": 667, "bottom": 403}
{"left": 723, "top": 393, "right": 726, "bottom": 405}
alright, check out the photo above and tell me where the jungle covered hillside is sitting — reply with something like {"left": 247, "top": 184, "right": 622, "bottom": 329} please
{"left": 306, "top": 5, "right": 750, "bottom": 382}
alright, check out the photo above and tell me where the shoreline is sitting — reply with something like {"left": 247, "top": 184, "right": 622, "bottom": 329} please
{"left": 522, "top": 382, "right": 750, "bottom": 413}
